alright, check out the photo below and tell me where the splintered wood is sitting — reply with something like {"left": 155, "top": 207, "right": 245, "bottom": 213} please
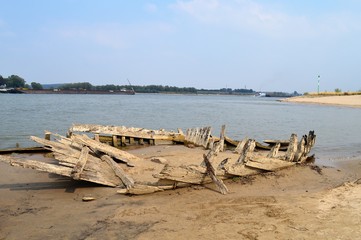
{"left": 0, "top": 124, "right": 317, "bottom": 195}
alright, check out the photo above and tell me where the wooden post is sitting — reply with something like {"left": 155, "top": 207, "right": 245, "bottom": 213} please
{"left": 285, "top": 134, "right": 297, "bottom": 162}
{"left": 44, "top": 132, "right": 51, "bottom": 141}
{"left": 112, "top": 135, "right": 118, "bottom": 147}
{"left": 267, "top": 142, "right": 281, "bottom": 158}
{"left": 219, "top": 125, "right": 226, "bottom": 152}
{"left": 129, "top": 137, "right": 135, "bottom": 145}
{"left": 234, "top": 137, "right": 249, "bottom": 154}
{"left": 139, "top": 138, "right": 144, "bottom": 145}
{"left": 94, "top": 134, "right": 100, "bottom": 142}
{"left": 71, "top": 146, "right": 89, "bottom": 180}
{"left": 121, "top": 136, "right": 126, "bottom": 146}
{"left": 236, "top": 139, "right": 255, "bottom": 164}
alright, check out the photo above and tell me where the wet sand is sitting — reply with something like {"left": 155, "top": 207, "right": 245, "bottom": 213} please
{"left": 282, "top": 95, "right": 361, "bottom": 108}
{"left": 1, "top": 146, "right": 361, "bottom": 239}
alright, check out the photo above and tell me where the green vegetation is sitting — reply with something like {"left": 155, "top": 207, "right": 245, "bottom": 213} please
{"left": 335, "top": 88, "right": 342, "bottom": 93}
{"left": 0, "top": 74, "right": 43, "bottom": 89}
{"left": 0, "top": 75, "right": 26, "bottom": 88}
{"left": 31, "top": 82, "right": 43, "bottom": 90}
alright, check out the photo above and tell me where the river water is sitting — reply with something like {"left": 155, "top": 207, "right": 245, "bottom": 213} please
{"left": 1, "top": 93, "right": 360, "bottom": 162}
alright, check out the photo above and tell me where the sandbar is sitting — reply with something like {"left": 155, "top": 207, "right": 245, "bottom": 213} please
{"left": 282, "top": 95, "right": 361, "bottom": 108}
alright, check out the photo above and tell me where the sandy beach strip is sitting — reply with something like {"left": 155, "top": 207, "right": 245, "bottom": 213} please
{"left": 282, "top": 95, "right": 361, "bottom": 108}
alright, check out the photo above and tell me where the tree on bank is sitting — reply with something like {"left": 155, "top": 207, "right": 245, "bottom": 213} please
{"left": 5, "top": 75, "right": 26, "bottom": 88}
{"left": 0, "top": 75, "right": 6, "bottom": 86}
{"left": 31, "top": 82, "right": 43, "bottom": 90}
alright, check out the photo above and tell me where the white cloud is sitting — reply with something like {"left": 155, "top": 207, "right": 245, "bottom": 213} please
{"left": 171, "top": 0, "right": 361, "bottom": 38}
{"left": 54, "top": 21, "right": 174, "bottom": 50}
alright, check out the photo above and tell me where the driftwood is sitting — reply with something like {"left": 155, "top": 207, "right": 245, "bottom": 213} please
{"left": 117, "top": 184, "right": 166, "bottom": 195}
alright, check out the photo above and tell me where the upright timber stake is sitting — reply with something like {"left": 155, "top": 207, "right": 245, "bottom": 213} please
{"left": 44, "top": 131, "right": 51, "bottom": 141}
{"left": 219, "top": 125, "right": 226, "bottom": 152}
{"left": 203, "top": 153, "right": 229, "bottom": 195}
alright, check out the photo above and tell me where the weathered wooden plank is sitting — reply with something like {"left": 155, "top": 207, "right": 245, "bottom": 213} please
{"left": 153, "top": 165, "right": 208, "bottom": 184}
{"left": 112, "top": 135, "right": 118, "bottom": 147}
{"left": 69, "top": 124, "right": 185, "bottom": 142}
{"left": 31, "top": 136, "right": 126, "bottom": 187}
{"left": 267, "top": 142, "right": 281, "bottom": 158}
{"left": 224, "top": 164, "right": 261, "bottom": 176}
{"left": 117, "top": 184, "right": 164, "bottom": 195}
{"left": 245, "top": 157, "right": 296, "bottom": 171}
{"left": 305, "top": 131, "right": 316, "bottom": 155}
{"left": 234, "top": 137, "right": 249, "bottom": 154}
{"left": 236, "top": 139, "right": 256, "bottom": 164}
{"left": 71, "top": 134, "right": 142, "bottom": 166}
{"left": 218, "top": 125, "right": 226, "bottom": 152}
{"left": 0, "top": 155, "right": 73, "bottom": 176}
{"left": 263, "top": 139, "right": 289, "bottom": 146}
{"left": 285, "top": 134, "right": 298, "bottom": 162}
{"left": 224, "top": 136, "right": 238, "bottom": 147}
{"left": 293, "top": 136, "right": 306, "bottom": 162}
{"left": 185, "top": 126, "right": 211, "bottom": 148}
{"left": 101, "top": 155, "right": 135, "bottom": 188}
{"left": 203, "top": 153, "right": 229, "bottom": 194}
{"left": 71, "top": 146, "right": 89, "bottom": 180}
{"left": 0, "top": 146, "right": 49, "bottom": 154}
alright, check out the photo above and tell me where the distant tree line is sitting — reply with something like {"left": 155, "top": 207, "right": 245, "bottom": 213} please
{"left": 59, "top": 82, "right": 198, "bottom": 93}
{"left": 0, "top": 74, "right": 43, "bottom": 90}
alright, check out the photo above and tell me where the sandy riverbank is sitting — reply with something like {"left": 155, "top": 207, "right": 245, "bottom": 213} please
{"left": 1, "top": 145, "right": 361, "bottom": 239}
{"left": 281, "top": 95, "right": 361, "bottom": 108}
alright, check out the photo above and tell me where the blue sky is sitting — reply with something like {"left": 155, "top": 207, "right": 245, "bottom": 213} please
{"left": 1, "top": 0, "right": 360, "bottom": 92}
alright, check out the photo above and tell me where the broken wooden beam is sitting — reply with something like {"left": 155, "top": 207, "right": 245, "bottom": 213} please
{"left": 101, "top": 155, "right": 135, "bottom": 189}
{"left": 71, "top": 134, "right": 142, "bottom": 167}
{"left": 71, "top": 146, "right": 90, "bottom": 180}
{"left": 245, "top": 157, "right": 296, "bottom": 171}
{"left": 203, "top": 153, "right": 229, "bottom": 194}
{"left": 0, "top": 153, "right": 127, "bottom": 188}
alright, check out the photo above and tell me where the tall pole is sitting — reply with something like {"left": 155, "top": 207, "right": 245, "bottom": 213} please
{"left": 317, "top": 75, "right": 320, "bottom": 94}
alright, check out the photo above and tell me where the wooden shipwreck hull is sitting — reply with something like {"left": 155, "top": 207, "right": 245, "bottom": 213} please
{"left": 0, "top": 124, "right": 316, "bottom": 195}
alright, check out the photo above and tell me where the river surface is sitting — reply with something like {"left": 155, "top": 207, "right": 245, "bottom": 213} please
{"left": 1, "top": 93, "right": 360, "bottom": 162}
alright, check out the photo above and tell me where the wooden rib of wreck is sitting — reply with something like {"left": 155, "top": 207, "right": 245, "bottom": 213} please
{"left": 0, "top": 124, "right": 316, "bottom": 195}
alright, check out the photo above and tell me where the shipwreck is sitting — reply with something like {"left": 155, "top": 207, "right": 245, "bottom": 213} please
{"left": 0, "top": 124, "right": 316, "bottom": 195}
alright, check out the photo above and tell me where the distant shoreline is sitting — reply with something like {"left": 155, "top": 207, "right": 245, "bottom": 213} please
{"left": 281, "top": 95, "right": 361, "bottom": 108}
{"left": 9, "top": 89, "right": 135, "bottom": 95}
